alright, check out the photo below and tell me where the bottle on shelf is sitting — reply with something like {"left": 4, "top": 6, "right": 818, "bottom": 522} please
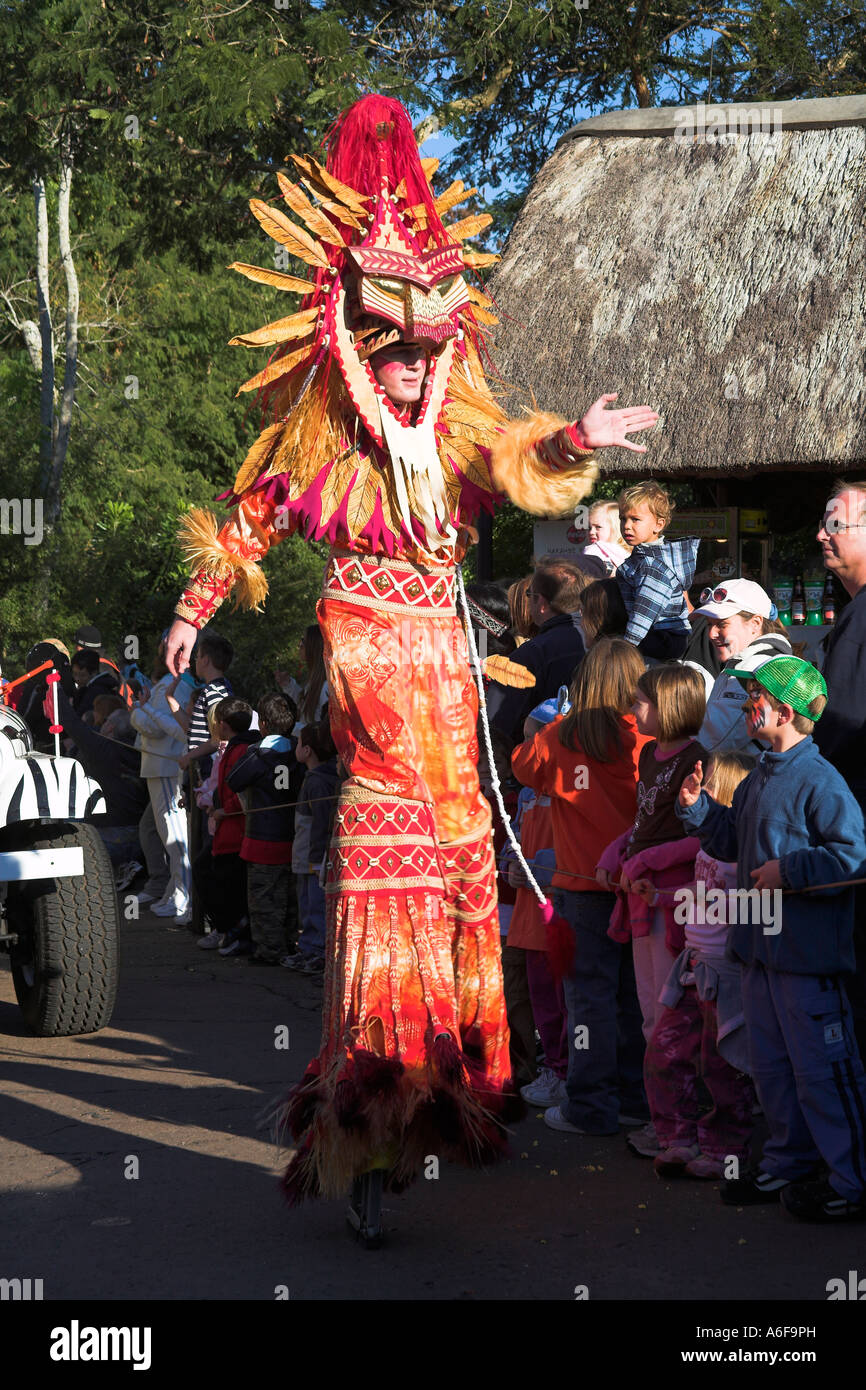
{"left": 822, "top": 574, "right": 836, "bottom": 626}
{"left": 774, "top": 571, "right": 793, "bottom": 626}
{"left": 791, "top": 574, "right": 806, "bottom": 626}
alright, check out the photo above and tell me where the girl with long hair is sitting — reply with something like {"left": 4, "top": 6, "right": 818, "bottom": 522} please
{"left": 512, "top": 638, "right": 652, "bottom": 1134}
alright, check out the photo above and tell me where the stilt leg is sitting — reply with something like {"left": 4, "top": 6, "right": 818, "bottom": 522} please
{"left": 346, "top": 1170, "right": 384, "bottom": 1249}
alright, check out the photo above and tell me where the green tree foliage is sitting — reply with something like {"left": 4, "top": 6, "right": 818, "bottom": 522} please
{"left": 0, "top": 0, "right": 861, "bottom": 685}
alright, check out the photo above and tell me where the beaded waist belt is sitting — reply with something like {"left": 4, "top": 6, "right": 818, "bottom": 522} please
{"left": 322, "top": 552, "right": 456, "bottom": 617}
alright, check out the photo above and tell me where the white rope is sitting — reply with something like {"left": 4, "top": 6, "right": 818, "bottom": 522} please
{"left": 456, "top": 565, "right": 549, "bottom": 911}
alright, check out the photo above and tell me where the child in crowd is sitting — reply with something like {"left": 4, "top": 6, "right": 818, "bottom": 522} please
{"left": 513, "top": 639, "right": 651, "bottom": 1135}
{"left": 192, "top": 697, "right": 258, "bottom": 956}
{"left": 286, "top": 720, "right": 340, "bottom": 975}
{"left": 641, "top": 752, "right": 756, "bottom": 1179}
{"left": 194, "top": 704, "right": 225, "bottom": 840}
{"left": 228, "top": 692, "right": 301, "bottom": 967}
{"left": 172, "top": 630, "right": 234, "bottom": 764}
{"left": 583, "top": 500, "right": 631, "bottom": 574}
{"left": 678, "top": 656, "right": 866, "bottom": 1221}
{"left": 615, "top": 482, "right": 699, "bottom": 659}
{"left": 597, "top": 662, "right": 706, "bottom": 1156}
{"left": 501, "top": 698, "right": 566, "bottom": 1109}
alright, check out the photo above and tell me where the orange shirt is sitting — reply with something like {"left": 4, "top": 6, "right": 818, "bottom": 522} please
{"left": 511, "top": 714, "right": 650, "bottom": 892}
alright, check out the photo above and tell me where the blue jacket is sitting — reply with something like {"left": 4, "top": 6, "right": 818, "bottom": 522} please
{"left": 675, "top": 737, "right": 866, "bottom": 975}
{"left": 488, "top": 613, "right": 585, "bottom": 748}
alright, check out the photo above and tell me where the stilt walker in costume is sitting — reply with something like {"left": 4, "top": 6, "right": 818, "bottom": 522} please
{"left": 165, "top": 96, "right": 658, "bottom": 1206}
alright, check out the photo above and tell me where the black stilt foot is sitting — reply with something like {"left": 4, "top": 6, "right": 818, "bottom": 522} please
{"left": 346, "top": 1169, "right": 384, "bottom": 1249}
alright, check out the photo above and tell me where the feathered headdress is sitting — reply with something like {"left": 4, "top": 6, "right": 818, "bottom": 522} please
{"left": 177, "top": 95, "right": 596, "bottom": 602}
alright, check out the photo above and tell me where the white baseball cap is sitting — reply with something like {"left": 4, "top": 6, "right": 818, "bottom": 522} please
{"left": 694, "top": 578, "right": 774, "bottom": 620}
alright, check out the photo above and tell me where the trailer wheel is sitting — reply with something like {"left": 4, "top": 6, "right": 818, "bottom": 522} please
{"left": 8, "top": 823, "right": 119, "bottom": 1036}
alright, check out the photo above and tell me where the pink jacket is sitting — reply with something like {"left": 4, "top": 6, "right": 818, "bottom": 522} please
{"left": 599, "top": 832, "right": 700, "bottom": 954}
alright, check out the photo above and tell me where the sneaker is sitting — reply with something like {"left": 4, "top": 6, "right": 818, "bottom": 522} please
{"left": 196, "top": 931, "right": 224, "bottom": 951}
{"left": 219, "top": 934, "right": 253, "bottom": 957}
{"left": 136, "top": 888, "right": 165, "bottom": 906}
{"left": 780, "top": 1176, "right": 866, "bottom": 1223}
{"left": 280, "top": 952, "right": 307, "bottom": 971}
{"left": 626, "top": 1122, "right": 660, "bottom": 1158}
{"left": 521, "top": 1068, "right": 567, "bottom": 1108}
{"left": 720, "top": 1166, "right": 797, "bottom": 1206}
{"left": 151, "top": 901, "right": 185, "bottom": 918}
{"left": 684, "top": 1154, "right": 726, "bottom": 1180}
{"left": 115, "top": 860, "right": 143, "bottom": 891}
{"left": 300, "top": 955, "right": 325, "bottom": 975}
{"left": 543, "top": 1106, "right": 617, "bottom": 1136}
{"left": 654, "top": 1144, "right": 701, "bottom": 1178}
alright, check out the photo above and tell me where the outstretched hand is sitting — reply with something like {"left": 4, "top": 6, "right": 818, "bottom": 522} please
{"left": 578, "top": 394, "right": 659, "bottom": 453}
{"left": 165, "top": 618, "right": 197, "bottom": 676}
{"left": 679, "top": 760, "right": 704, "bottom": 808}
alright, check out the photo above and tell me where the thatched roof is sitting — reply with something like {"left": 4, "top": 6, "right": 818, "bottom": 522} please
{"left": 489, "top": 97, "right": 866, "bottom": 476}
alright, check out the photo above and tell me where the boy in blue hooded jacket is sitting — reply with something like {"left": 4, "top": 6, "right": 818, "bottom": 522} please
{"left": 677, "top": 655, "right": 866, "bottom": 1222}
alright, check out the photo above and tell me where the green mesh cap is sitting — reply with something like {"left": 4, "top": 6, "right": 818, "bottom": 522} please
{"left": 733, "top": 655, "right": 828, "bottom": 719}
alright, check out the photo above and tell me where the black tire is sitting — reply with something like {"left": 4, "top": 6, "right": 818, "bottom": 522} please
{"left": 8, "top": 822, "right": 119, "bottom": 1036}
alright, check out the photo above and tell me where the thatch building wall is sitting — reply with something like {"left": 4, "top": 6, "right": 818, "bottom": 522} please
{"left": 489, "top": 97, "right": 866, "bottom": 478}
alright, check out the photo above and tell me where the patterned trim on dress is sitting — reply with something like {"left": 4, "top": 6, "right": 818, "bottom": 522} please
{"left": 327, "top": 789, "right": 445, "bottom": 897}
{"left": 323, "top": 552, "right": 456, "bottom": 617}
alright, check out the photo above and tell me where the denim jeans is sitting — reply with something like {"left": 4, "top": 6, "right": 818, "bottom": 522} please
{"left": 297, "top": 872, "right": 327, "bottom": 957}
{"left": 554, "top": 888, "right": 648, "bottom": 1133}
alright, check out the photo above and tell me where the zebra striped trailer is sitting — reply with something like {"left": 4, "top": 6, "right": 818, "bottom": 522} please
{"left": 0, "top": 707, "right": 119, "bottom": 1036}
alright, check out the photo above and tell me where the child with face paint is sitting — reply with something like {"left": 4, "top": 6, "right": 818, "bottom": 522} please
{"left": 676, "top": 656, "right": 866, "bottom": 1222}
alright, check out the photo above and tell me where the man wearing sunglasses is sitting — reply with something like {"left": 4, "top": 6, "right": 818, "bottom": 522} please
{"left": 814, "top": 483, "right": 866, "bottom": 1055}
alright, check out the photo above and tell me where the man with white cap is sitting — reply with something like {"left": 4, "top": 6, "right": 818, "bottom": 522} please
{"left": 694, "top": 579, "right": 793, "bottom": 756}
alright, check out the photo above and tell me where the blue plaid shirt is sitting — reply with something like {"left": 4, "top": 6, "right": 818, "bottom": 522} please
{"left": 617, "top": 537, "right": 700, "bottom": 646}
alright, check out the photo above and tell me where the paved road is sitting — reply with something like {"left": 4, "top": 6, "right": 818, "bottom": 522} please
{"left": 0, "top": 907, "right": 861, "bottom": 1303}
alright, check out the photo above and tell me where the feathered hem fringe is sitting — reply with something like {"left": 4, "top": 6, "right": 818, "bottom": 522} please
{"left": 274, "top": 1039, "right": 524, "bottom": 1205}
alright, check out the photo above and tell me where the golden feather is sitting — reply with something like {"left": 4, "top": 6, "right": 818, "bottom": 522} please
{"left": 462, "top": 249, "right": 500, "bottom": 269}
{"left": 344, "top": 454, "right": 382, "bottom": 536}
{"left": 236, "top": 341, "right": 316, "bottom": 395}
{"left": 229, "top": 306, "right": 320, "bottom": 348}
{"left": 249, "top": 199, "right": 330, "bottom": 269}
{"left": 393, "top": 178, "right": 408, "bottom": 200}
{"left": 434, "top": 181, "right": 477, "bottom": 216}
{"left": 420, "top": 157, "right": 439, "bottom": 180}
{"left": 483, "top": 655, "right": 536, "bottom": 689}
{"left": 276, "top": 174, "right": 346, "bottom": 246}
{"left": 232, "top": 422, "right": 285, "bottom": 495}
{"left": 446, "top": 212, "right": 492, "bottom": 242}
{"left": 229, "top": 261, "right": 317, "bottom": 295}
{"left": 297, "top": 180, "right": 366, "bottom": 231}
{"left": 466, "top": 304, "right": 499, "bottom": 326}
{"left": 288, "top": 153, "right": 371, "bottom": 215}
{"left": 467, "top": 284, "right": 496, "bottom": 311}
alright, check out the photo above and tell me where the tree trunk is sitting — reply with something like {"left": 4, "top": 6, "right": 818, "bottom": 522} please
{"left": 46, "top": 149, "right": 78, "bottom": 526}
{"left": 33, "top": 175, "right": 55, "bottom": 497}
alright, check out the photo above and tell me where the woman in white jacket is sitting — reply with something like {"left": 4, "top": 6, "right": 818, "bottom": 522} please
{"left": 694, "top": 579, "right": 793, "bottom": 757}
{"left": 130, "top": 645, "right": 195, "bottom": 923}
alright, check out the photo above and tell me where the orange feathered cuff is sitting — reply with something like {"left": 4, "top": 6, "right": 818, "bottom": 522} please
{"left": 488, "top": 411, "right": 597, "bottom": 518}
{"left": 173, "top": 503, "right": 276, "bottom": 628}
